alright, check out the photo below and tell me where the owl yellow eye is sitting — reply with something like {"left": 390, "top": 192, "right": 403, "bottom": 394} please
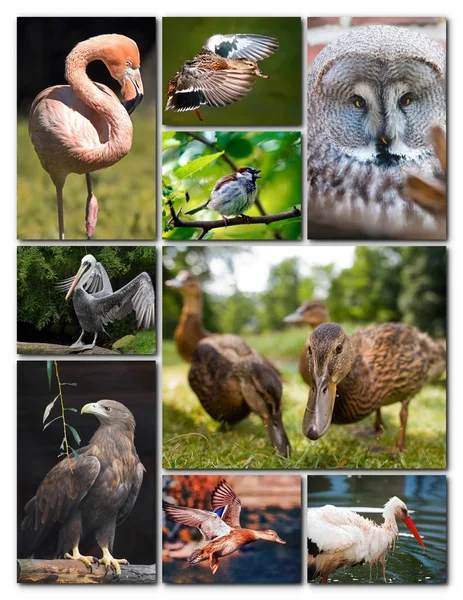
{"left": 399, "top": 93, "right": 413, "bottom": 107}
{"left": 352, "top": 95, "right": 366, "bottom": 110}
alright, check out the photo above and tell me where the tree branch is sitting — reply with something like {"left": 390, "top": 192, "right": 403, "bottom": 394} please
{"left": 167, "top": 200, "right": 300, "bottom": 240}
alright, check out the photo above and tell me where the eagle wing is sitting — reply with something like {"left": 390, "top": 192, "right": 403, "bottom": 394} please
{"left": 21, "top": 452, "right": 100, "bottom": 553}
{"left": 116, "top": 461, "right": 145, "bottom": 526}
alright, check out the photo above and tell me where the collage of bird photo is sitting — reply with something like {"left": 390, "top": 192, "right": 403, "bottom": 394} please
{"left": 14, "top": 12, "right": 449, "bottom": 590}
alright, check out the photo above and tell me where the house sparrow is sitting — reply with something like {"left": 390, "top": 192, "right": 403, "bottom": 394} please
{"left": 185, "top": 167, "right": 261, "bottom": 217}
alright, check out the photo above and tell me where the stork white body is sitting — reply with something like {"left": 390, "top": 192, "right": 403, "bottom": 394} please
{"left": 307, "top": 497, "right": 425, "bottom": 583}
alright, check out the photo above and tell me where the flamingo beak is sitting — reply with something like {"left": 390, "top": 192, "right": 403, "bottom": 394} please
{"left": 65, "top": 264, "right": 87, "bottom": 300}
{"left": 122, "top": 68, "right": 144, "bottom": 115}
{"left": 302, "top": 375, "right": 336, "bottom": 440}
{"left": 402, "top": 515, "right": 425, "bottom": 548}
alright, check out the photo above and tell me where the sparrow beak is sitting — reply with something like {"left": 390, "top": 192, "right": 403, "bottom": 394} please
{"left": 254, "top": 169, "right": 262, "bottom": 179}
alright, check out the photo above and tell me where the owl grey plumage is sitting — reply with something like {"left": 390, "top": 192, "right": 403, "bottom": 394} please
{"left": 307, "top": 25, "right": 446, "bottom": 239}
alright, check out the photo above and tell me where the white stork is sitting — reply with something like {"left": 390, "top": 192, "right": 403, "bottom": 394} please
{"left": 307, "top": 496, "right": 425, "bottom": 583}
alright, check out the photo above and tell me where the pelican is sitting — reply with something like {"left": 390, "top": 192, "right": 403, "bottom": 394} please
{"left": 57, "top": 254, "right": 155, "bottom": 351}
{"left": 308, "top": 497, "right": 425, "bottom": 584}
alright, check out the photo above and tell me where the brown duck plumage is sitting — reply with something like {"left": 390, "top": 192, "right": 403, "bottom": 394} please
{"left": 165, "top": 33, "right": 278, "bottom": 118}
{"left": 283, "top": 300, "right": 329, "bottom": 385}
{"left": 166, "top": 270, "right": 290, "bottom": 456}
{"left": 303, "top": 322, "right": 446, "bottom": 450}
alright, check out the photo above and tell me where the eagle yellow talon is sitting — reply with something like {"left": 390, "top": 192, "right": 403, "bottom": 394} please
{"left": 100, "top": 548, "right": 128, "bottom": 576}
{"left": 64, "top": 548, "right": 98, "bottom": 571}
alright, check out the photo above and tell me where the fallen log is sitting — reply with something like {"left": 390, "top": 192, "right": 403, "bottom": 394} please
{"left": 17, "top": 342, "right": 119, "bottom": 355}
{"left": 17, "top": 559, "right": 156, "bottom": 584}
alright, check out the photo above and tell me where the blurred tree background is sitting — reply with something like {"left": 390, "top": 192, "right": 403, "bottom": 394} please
{"left": 163, "top": 246, "right": 446, "bottom": 339}
{"left": 162, "top": 131, "right": 302, "bottom": 240}
{"left": 17, "top": 246, "right": 156, "bottom": 351}
{"left": 162, "top": 17, "right": 302, "bottom": 126}
{"left": 17, "top": 17, "right": 156, "bottom": 240}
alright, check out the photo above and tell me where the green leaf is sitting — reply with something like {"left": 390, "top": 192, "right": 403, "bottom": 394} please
{"left": 43, "top": 415, "right": 61, "bottom": 430}
{"left": 64, "top": 408, "right": 78, "bottom": 412}
{"left": 62, "top": 382, "right": 78, "bottom": 386}
{"left": 174, "top": 151, "right": 223, "bottom": 180}
{"left": 70, "top": 447, "right": 81, "bottom": 461}
{"left": 67, "top": 425, "right": 81, "bottom": 446}
{"left": 47, "top": 361, "right": 53, "bottom": 390}
{"left": 267, "top": 217, "right": 302, "bottom": 229}
{"left": 43, "top": 395, "right": 59, "bottom": 424}
{"left": 200, "top": 231, "right": 215, "bottom": 240}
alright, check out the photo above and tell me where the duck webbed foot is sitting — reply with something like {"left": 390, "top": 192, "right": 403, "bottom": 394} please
{"left": 209, "top": 553, "right": 220, "bottom": 574}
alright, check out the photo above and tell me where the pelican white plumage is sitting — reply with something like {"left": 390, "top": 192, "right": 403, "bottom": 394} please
{"left": 57, "top": 254, "right": 155, "bottom": 351}
{"left": 307, "top": 497, "right": 425, "bottom": 584}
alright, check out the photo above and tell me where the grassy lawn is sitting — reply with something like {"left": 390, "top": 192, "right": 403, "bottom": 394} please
{"left": 162, "top": 330, "right": 446, "bottom": 470}
{"left": 17, "top": 110, "right": 155, "bottom": 240}
{"left": 117, "top": 329, "right": 156, "bottom": 355}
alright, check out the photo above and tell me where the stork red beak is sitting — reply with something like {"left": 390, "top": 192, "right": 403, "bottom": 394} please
{"left": 402, "top": 515, "right": 425, "bottom": 548}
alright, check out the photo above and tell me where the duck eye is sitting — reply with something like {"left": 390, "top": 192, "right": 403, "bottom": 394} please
{"left": 352, "top": 95, "right": 366, "bottom": 110}
{"left": 399, "top": 93, "right": 413, "bottom": 107}
{"left": 335, "top": 344, "right": 343, "bottom": 354}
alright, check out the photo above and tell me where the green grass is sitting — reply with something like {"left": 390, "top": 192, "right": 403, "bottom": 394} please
{"left": 162, "top": 332, "right": 446, "bottom": 470}
{"left": 17, "top": 110, "right": 155, "bottom": 240}
{"left": 118, "top": 329, "right": 156, "bottom": 355}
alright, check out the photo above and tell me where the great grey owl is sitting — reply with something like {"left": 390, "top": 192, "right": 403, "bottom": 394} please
{"left": 307, "top": 25, "right": 446, "bottom": 239}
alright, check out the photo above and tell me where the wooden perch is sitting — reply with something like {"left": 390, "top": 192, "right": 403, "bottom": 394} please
{"left": 167, "top": 200, "right": 301, "bottom": 240}
{"left": 17, "top": 559, "right": 156, "bottom": 584}
{"left": 17, "top": 342, "right": 119, "bottom": 355}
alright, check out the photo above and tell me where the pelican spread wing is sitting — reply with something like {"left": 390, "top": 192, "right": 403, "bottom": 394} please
{"left": 90, "top": 272, "right": 154, "bottom": 329}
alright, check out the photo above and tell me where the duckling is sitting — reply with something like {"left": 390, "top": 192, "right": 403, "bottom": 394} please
{"left": 303, "top": 322, "right": 446, "bottom": 450}
{"left": 283, "top": 300, "right": 329, "bottom": 385}
{"left": 166, "top": 270, "right": 290, "bottom": 456}
{"left": 166, "top": 33, "right": 278, "bottom": 121}
{"left": 163, "top": 479, "right": 286, "bottom": 574}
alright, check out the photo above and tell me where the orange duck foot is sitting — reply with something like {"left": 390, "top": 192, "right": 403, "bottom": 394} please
{"left": 194, "top": 109, "right": 203, "bottom": 121}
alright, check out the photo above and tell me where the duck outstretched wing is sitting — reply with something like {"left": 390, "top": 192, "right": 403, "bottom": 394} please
{"left": 204, "top": 34, "right": 279, "bottom": 61}
{"left": 163, "top": 502, "right": 232, "bottom": 541}
{"left": 210, "top": 479, "right": 242, "bottom": 528}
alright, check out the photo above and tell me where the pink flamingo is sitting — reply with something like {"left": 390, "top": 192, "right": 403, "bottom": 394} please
{"left": 29, "top": 34, "right": 144, "bottom": 240}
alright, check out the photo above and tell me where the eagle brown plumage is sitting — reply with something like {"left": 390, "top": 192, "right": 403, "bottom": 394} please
{"left": 21, "top": 400, "right": 145, "bottom": 575}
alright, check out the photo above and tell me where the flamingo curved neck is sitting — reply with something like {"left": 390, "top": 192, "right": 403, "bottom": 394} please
{"left": 64, "top": 40, "right": 133, "bottom": 166}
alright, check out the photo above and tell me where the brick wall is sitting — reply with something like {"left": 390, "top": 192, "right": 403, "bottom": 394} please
{"left": 307, "top": 16, "right": 447, "bottom": 65}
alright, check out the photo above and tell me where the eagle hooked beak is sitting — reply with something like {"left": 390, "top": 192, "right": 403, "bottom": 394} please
{"left": 81, "top": 403, "right": 99, "bottom": 416}
{"left": 122, "top": 67, "right": 144, "bottom": 115}
{"left": 302, "top": 375, "right": 337, "bottom": 440}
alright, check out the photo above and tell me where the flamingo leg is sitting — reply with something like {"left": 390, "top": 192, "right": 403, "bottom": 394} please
{"left": 85, "top": 173, "right": 98, "bottom": 239}
{"left": 397, "top": 400, "right": 410, "bottom": 451}
{"left": 56, "top": 183, "right": 65, "bottom": 240}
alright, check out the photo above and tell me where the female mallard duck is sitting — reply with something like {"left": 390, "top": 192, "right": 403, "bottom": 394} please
{"left": 304, "top": 322, "right": 446, "bottom": 450}
{"left": 166, "top": 270, "right": 290, "bottom": 456}
{"left": 283, "top": 300, "right": 329, "bottom": 385}
{"left": 163, "top": 479, "right": 286, "bottom": 574}
{"left": 166, "top": 33, "right": 278, "bottom": 121}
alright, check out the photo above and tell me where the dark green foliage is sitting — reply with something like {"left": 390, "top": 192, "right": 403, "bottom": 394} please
{"left": 17, "top": 246, "right": 156, "bottom": 347}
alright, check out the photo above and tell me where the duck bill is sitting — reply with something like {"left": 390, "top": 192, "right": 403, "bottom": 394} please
{"left": 302, "top": 376, "right": 336, "bottom": 440}
{"left": 275, "top": 536, "right": 286, "bottom": 545}
{"left": 122, "top": 68, "right": 144, "bottom": 115}
{"left": 402, "top": 515, "right": 425, "bottom": 548}
{"left": 165, "top": 277, "right": 184, "bottom": 290}
{"left": 283, "top": 309, "right": 304, "bottom": 324}
{"left": 65, "top": 264, "right": 86, "bottom": 300}
{"left": 256, "top": 68, "right": 269, "bottom": 79}
{"left": 265, "top": 414, "right": 291, "bottom": 457}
